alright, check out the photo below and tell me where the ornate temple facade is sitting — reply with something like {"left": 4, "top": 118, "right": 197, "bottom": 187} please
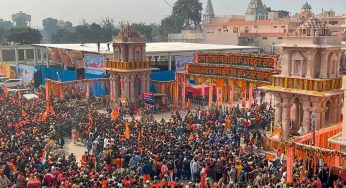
{"left": 262, "top": 17, "right": 344, "bottom": 141}
{"left": 105, "top": 26, "right": 157, "bottom": 104}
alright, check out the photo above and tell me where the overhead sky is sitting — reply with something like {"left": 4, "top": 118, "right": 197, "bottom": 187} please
{"left": 0, "top": 0, "right": 345, "bottom": 28}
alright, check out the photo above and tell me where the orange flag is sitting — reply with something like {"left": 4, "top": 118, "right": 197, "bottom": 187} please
{"left": 3, "top": 85, "right": 8, "bottom": 97}
{"left": 111, "top": 106, "right": 119, "bottom": 121}
{"left": 186, "top": 98, "right": 191, "bottom": 108}
{"left": 21, "top": 109, "right": 27, "bottom": 117}
{"left": 12, "top": 95, "right": 15, "bottom": 104}
{"left": 188, "top": 133, "right": 194, "bottom": 141}
{"left": 125, "top": 123, "right": 130, "bottom": 140}
{"left": 18, "top": 90, "right": 22, "bottom": 100}
{"left": 49, "top": 105, "right": 55, "bottom": 114}
{"left": 42, "top": 111, "right": 48, "bottom": 121}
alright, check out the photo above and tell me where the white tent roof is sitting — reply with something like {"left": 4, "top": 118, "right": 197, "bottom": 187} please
{"left": 33, "top": 42, "right": 259, "bottom": 56}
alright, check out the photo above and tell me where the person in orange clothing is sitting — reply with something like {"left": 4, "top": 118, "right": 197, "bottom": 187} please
{"left": 8, "top": 160, "right": 17, "bottom": 174}
{"left": 101, "top": 177, "right": 107, "bottom": 188}
{"left": 80, "top": 151, "right": 89, "bottom": 168}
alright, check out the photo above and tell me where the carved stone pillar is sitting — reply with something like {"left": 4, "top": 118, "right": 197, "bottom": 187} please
{"left": 311, "top": 98, "right": 322, "bottom": 130}
{"left": 128, "top": 46, "right": 133, "bottom": 62}
{"left": 129, "top": 75, "right": 136, "bottom": 103}
{"left": 109, "top": 76, "right": 114, "bottom": 100}
{"left": 120, "top": 45, "right": 126, "bottom": 61}
{"left": 123, "top": 75, "right": 130, "bottom": 101}
{"left": 282, "top": 97, "right": 291, "bottom": 141}
{"left": 320, "top": 51, "right": 330, "bottom": 79}
{"left": 302, "top": 107, "right": 311, "bottom": 134}
{"left": 141, "top": 75, "right": 146, "bottom": 94}
{"left": 320, "top": 108, "right": 326, "bottom": 129}
{"left": 113, "top": 76, "right": 119, "bottom": 101}
{"left": 145, "top": 73, "right": 150, "bottom": 93}
{"left": 142, "top": 46, "right": 146, "bottom": 61}
{"left": 306, "top": 50, "right": 316, "bottom": 78}
{"left": 273, "top": 93, "right": 282, "bottom": 124}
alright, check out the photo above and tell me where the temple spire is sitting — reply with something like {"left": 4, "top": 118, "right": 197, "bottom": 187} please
{"left": 245, "top": 0, "right": 268, "bottom": 20}
{"left": 203, "top": 0, "right": 215, "bottom": 24}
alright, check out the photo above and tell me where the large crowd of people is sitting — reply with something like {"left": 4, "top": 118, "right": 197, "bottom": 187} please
{"left": 0, "top": 87, "right": 345, "bottom": 188}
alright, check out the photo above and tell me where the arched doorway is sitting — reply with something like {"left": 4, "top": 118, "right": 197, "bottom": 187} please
{"left": 290, "top": 97, "right": 304, "bottom": 134}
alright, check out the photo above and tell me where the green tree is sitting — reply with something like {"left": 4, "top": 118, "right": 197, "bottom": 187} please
{"left": 160, "top": 16, "right": 184, "bottom": 41}
{"left": 51, "top": 29, "right": 77, "bottom": 43}
{"left": 0, "top": 28, "right": 6, "bottom": 44}
{"left": 132, "top": 22, "right": 159, "bottom": 42}
{"left": 159, "top": 0, "right": 202, "bottom": 41}
{"left": 100, "top": 18, "right": 119, "bottom": 42}
{"left": 5, "top": 27, "right": 42, "bottom": 44}
{"left": 172, "top": 0, "right": 202, "bottom": 29}
{"left": 43, "top": 18, "right": 59, "bottom": 35}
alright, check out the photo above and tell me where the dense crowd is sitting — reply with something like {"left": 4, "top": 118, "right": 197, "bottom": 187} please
{"left": 0, "top": 88, "right": 345, "bottom": 188}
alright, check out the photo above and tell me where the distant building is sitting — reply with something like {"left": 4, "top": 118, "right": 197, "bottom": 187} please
{"left": 11, "top": 11, "right": 31, "bottom": 28}
{"left": 245, "top": 0, "right": 268, "bottom": 21}
{"left": 168, "top": 0, "right": 346, "bottom": 54}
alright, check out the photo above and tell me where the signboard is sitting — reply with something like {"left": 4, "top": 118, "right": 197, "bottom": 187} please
{"left": 16, "top": 65, "right": 35, "bottom": 83}
{"left": 175, "top": 56, "right": 194, "bottom": 72}
{"left": 187, "top": 64, "right": 272, "bottom": 83}
{"left": 49, "top": 48, "right": 84, "bottom": 68}
{"left": 84, "top": 54, "right": 105, "bottom": 69}
{"left": 197, "top": 53, "right": 278, "bottom": 70}
{"left": 142, "top": 92, "right": 154, "bottom": 102}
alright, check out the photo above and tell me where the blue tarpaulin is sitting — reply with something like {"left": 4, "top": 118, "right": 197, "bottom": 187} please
{"left": 41, "top": 68, "right": 77, "bottom": 85}
{"left": 85, "top": 69, "right": 109, "bottom": 97}
{"left": 150, "top": 71, "right": 175, "bottom": 82}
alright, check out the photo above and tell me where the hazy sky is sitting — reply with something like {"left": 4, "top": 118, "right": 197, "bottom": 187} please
{"left": 0, "top": 0, "right": 345, "bottom": 28}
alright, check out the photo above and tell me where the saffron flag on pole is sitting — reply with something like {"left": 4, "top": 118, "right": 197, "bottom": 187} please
{"left": 111, "top": 106, "right": 119, "bottom": 121}
{"left": 186, "top": 98, "right": 191, "bottom": 108}
{"left": 125, "top": 122, "right": 130, "bottom": 140}
{"left": 3, "top": 85, "right": 8, "bottom": 97}
{"left": 21, "top": 109, "right": 27, "bottom": 117}
{"left": 18, "top": 89, "right": 22, "bottom": 100}
{"left": 12, "top": 95, "right": 15, "bottom": 104}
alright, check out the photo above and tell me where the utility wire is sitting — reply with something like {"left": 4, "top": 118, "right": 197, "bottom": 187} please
{"left": 163, "top": 0, "right": 173, "bottom": 8}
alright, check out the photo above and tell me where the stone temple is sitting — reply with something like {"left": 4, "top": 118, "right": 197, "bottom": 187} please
{"left": 105, "top": 26, "right": 157, "bottom": 104}
{"left": 262, "top": 16, "right": 344, "bottom": 141}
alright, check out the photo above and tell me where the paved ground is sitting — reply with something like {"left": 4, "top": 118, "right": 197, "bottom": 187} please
{"left": 64, "top": 138, "right": 86, "bottom": 166}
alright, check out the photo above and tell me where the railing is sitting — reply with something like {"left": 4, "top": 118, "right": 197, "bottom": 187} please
{"left": 105, "top": 61, "right": 151, "bottom": 70}
{"left": 272, "top": 76, "right": 342, "bottom": 92}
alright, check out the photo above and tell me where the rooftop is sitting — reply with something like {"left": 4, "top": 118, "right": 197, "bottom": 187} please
{"left": 33, "top": 42, "right": 260, "bottom": 56}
